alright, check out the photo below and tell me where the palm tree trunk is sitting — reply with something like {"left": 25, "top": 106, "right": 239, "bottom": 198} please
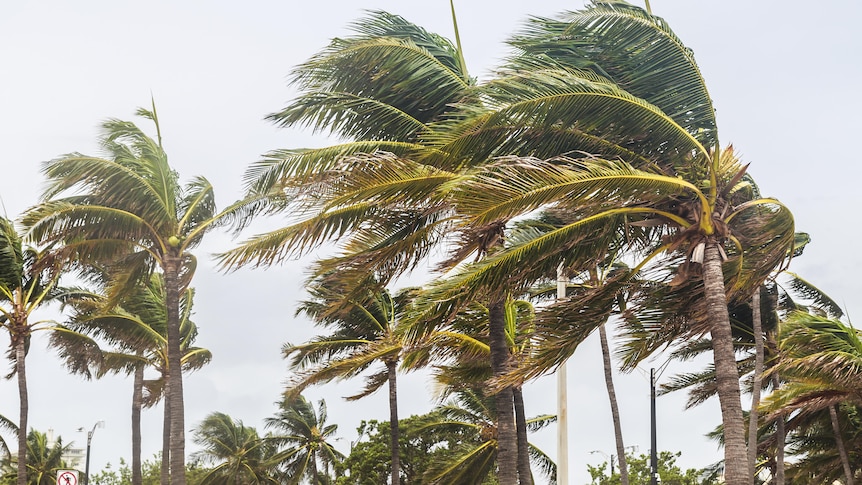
{"left": 599, "top": 323, "right": 629, "bottom": 485}
{"left": 747, "top": 289, "right": 763, "bottom": 480}
{"left": 386, "top": 360, "right": 401, "bottom": 485}
{"left": 161, "top": 377, "right": 171, "bottom": 485}
{"left": 513, "top": 387, "right": 533, "bottom": 485}
{"left": 311, "top": 449, "right": 319, "bottom": 484}
{"left": 132, "top": 364, "right": 144, "bottom": 485}
{"left": 830, "top": 404, "right": 854, "bottom": 485}
{"left": 488, "top": 300, "right": 518, "bottom": 485}
{"left": 14, "top": 328, "right": 27, "bottom": 485}
{"left": 702, "top": 242, "right": 749, "bottom": 485}
{"left": 766, "top": 332, "right": 784, "bottom": 485}
{"left": 164, "top": 256, "right": 186, "bottom": 485}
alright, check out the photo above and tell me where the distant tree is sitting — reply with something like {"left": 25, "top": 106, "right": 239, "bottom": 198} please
{"left": 0, "top": 429, "right": 71, "bottom": 485}
{"left": 191, "top": 412, "right": 277, "bottom": 484}
{"left": 586, "top": 451, "right": 719, "bottom": 485}
{"left": 336, "top": 414, "right": 473, "bottom": 485}
{"left": 265, "top": 396, "right": 344, "bottom": 484}
{"left": 51, "top": 273, "right": 211, "bottom": 485}
{"left": 88, "top": 455, "right": 210, "bottom": 485}
{"left": 289, "top": 279, "right": 411, "bottom": 485}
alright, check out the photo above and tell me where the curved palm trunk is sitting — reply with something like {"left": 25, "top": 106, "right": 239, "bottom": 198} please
{"left": 513, "top": 387, "right": 533, "bottom": 485}
{"left": 132, "top": 364, "right": 144, "bottom": 485}
{"left": 161, "top": 377, "right": 171, "bottom": 485}
{"left": 747, "top": 289, "right": 763, "bottom": 480}
{"left": 164, "top": 256, "right": 186, "bottom": 485}
{"left": 386, "top": 360, "right": 400, "bottom": 485}
{"left": 702, "top": 242, "right": 749, "bottom": 485}
{"left": 599, "top": 323, "right": 629, "bottom": 485}
{"left": 15, "top": 329, "right": 27, "bottom": 485}
{"left": 488, "top": 300, "right": 518, "bottom": 485}
{"left": 830, "top": 405, "right": 854, "bottom": 485}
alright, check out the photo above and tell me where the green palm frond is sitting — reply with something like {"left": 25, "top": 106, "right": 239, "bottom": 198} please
{"left": 509, "top": 1, "right": 715, "bottom": 147}
{"left": 452, "top": 156, "right": 699, "bottom": 227}
{"left": 245, "top": 141, "right": 442, "bottom": 193}
{"left": 434, "top": 68, "right": 708, "bottom": 169}
{"left": 781, "top": 272, "right": 844, "bottom": 319}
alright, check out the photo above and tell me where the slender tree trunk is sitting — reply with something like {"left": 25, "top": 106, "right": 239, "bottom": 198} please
{"left": 599, "top": 323, "right": 629, "bottom": 485}
{"left": 488, "top": 300, "right": 518, "bottom": 485}
{"left": 386, "top": 360, "right": 400, "bottom": 485}
{"left": 14, "top": 324, "right": 28, "bottom": 485}
{"left": 702, "top": 242, "right": 750, "bottom": 485}
{"left": 830, "top": 405, "right": 854, "bottom": 485}
{"left": 513, "top": 387, "right": 533, "bottom": 485}
{"left": 161, "top": 377, "right": 171, "bottom": 485}
{"left": 132, "top": 364, "right": 144, "bottom": 485}
{"left": 765, "top": 330, "right": 784, "bottom": 485}
{"left": 747, "top": 289, "right": 763, "bottom": 481}
{"left": 771, "top": 374, "right": 785, "bottom": 485}
{"left": 311, "top": 450, "right": 319, "bottom": 484}
{"left": 164, "top": 256, "right": 186, "bottom": 485}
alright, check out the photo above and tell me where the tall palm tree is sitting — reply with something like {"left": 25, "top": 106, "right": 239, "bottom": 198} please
{"left": 420, "top": 387, "right": 556, "bottom": 485}
{"left": 288, "top": 278, "right": 409, "bottom": 485}
{"left": 24, "top": 104, "right": 234, "bottom": 485}
{"left": 264, "top": 396, "right": 344, "bottom": 485}
{"left": 0, "top": 217, "right": 62, "bottom": 485}
{"left": 191, "top": 412, "right": 277, "bottom": 485}
{"left": 411, "top": 5, "right": 799, "bottom": 482}
{"left": 49, "top": 273, "right": 212, "bottom": 485}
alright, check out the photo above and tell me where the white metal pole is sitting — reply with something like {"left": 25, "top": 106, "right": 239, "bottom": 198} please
{"left": 557, "top": 262, "right": 569, "bottom": 484}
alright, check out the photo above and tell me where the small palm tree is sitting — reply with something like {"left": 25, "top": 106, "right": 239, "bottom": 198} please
{"left": 0, "top": 217, "right": 62, "bottom": 485}
{"left": 287, "top": 278, "right": 411, "bottom": 485}
{"left": 50, "top": 273, "right": 211, "bottom": 485}
{"left": 420, "top": 388, "right": 556, "bottom": 485}
{"left": 191, "top": 412, "right": 277, "bottom": 485}
{"left": 265, "top": 396, "right": 344, "bottom": 485}
{"left": 1, "top": 429, "right": 70, "bottom": 485}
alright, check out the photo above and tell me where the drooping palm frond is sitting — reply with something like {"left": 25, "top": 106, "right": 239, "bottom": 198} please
{"left": 432, "top": 68, "right": 710, "bottom": 170}
{"left": 508, "top": 1, "right": 716, "bottom": 148}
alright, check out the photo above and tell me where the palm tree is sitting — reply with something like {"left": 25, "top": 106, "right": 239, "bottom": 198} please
{"left": 264, "top": 396, "right": 344, "bottom": 485}
{"left": 0, "top": 217, "right": 62, "bottom": 485}
{"left": 24, "top": 104, "right": 234, "bottom": 485}
{"left": 763, "top": 312, "right": 862, "bottom": 484}
{"left": 420, "top": 387, "right": 556, "bottom": 485}
{"left": 0, "top": 414, "right": 18, "bottom": 462}
{"left": 49, "top": 273, "right": 211, "bottom": 485}
{"left": 410, "top": 4, "right": 799, "bottom": 482}
{"left": 191, "top": 412, "right": 277, "bottom": 485}
{"left": 287, "top": 278, "right": 409, "bottom": 485}
{"left": 0, "top": 430, "right": 70, "bottom": 485}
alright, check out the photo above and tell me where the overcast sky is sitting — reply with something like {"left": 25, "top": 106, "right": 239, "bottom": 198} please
{"left": 1, "top": 1, "right": 860, "bottom": 483}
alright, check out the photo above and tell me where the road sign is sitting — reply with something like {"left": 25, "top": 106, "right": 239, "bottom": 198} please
{"left": 57, "top": 470, "right": 79, "bottom": 485}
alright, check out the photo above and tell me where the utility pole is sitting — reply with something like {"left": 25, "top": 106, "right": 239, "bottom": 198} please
{"left": 557, "top": 263, "right": 569, "bottom": 484}
{"left": 650, "top": 368, "right": 658, "bottom": 485}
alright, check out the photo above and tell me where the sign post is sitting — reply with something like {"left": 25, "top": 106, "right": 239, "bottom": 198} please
{"left": 57, "top": 470, "right": 79, "bottom": 485}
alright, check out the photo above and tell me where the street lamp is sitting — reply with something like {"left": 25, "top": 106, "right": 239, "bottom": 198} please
{"left": 77, "top": 421, "right": 104, "bottom": 485}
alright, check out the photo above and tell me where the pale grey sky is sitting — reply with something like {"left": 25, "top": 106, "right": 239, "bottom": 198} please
{"left": 1, "top": 1, "right": 860, "bottom": 483}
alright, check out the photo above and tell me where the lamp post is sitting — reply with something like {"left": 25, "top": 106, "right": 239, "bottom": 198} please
{"left": 77, "top": 421, "right": 104, "bottom": 485}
